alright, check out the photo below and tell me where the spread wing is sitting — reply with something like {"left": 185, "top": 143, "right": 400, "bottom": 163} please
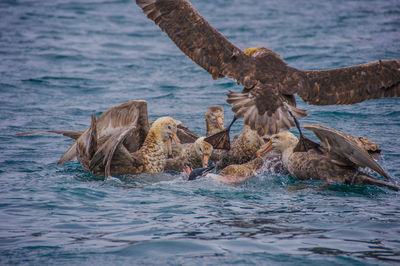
{"left": 299, "top": 60, "right": 400, "bottom": 105}
{"left": 61, "top": 100, "right": 149, "bottom": 166}
{"left": 304, "top": 123, "right": 389, "bottom": 179}
{"left": 86, "top": 100, "right": 150, "bottom": 176}
{"left": 15, "top": 129, "right": 84, "bottom": 165}
{"left": 89, "top": 122, "right": 141, "bottom": 177}
{"left": 176, "top": 123, "right": 199, "bottom": 144}
{"left": 135, "top": 0, "right": 256, "bottom": 87}
{"left": 135, "top": 0, "right": 308, "bottom": 135}
{"left": 15, "top": 130, "right": 83, "bottom": 140}
{"left": 95, "top": 100, "right": 149, "bottom": 150}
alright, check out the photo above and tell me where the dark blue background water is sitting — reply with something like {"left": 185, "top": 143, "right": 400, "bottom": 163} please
{"left": 1, "top": 0, "right": 400, "bottom": 264}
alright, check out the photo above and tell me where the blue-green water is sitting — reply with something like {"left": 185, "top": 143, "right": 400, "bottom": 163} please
{"left": 1, "top": 0, "right": 400, "bottom": 264}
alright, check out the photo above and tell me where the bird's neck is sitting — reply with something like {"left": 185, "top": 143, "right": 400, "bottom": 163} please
{"left": 281, "top": 144, "right": 297, "bottom": 167}
{"left": 140, "top": 129, "right": 167, "bottom": 173}
{"left": 183, "top": 143, "right": 200, "bottom": 165}
{"left": 206, "top": 123, "right": 220, "bottom": 137}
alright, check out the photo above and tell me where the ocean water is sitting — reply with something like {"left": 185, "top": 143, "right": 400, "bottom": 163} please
{"left": 1, "top": 0, "right": 400, "bottom": 264}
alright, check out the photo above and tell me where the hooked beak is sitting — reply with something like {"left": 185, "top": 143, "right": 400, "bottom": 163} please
{"left": 243, "top": 47, "right": 263, "bottom": 56}
{"left": 216, "top": 116, "right": 224, "bottom": 130}
{"left": 167, "top": 132, "right": 180, "bottom": 156}
{"left": 201, "top": 154, "right": 210, "bottom": 168}
{"left": 258, "top": 140, "right": 273, "bottom": 156}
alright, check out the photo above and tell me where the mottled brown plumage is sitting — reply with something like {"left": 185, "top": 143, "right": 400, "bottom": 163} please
{"left": 16, "top": 100, "right": 199, "bottom": 176}
{"left": 88, "top": 116, "right": 179, "bottom": 176}
{"left": 164, "top": 136, "right": 213, "bottom": 171}
{"left": 216, "top": 125, "right": 264, "bottom": 170}
{"left": 264, "top": 127, "right": 399, "bottom": 189}
{"left": 259, "top": 132, "right": 383, "bottom": 175}
{"left": 67, "top": 100, "right": 151, "bottom": 176}
{"left": 135, "top": 0, "right": 400, "bottom": 136}
{"left": 209, "top": 157, "right": 264, "bottom": 185}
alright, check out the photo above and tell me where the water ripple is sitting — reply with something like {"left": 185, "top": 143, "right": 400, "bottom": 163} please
{"left": 1, "top": 0, "right": 400, "bottom": 265}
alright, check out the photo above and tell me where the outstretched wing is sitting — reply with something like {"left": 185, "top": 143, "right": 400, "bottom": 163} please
{"left": 89, "top": 122, "right": 140, "bottom": 177}
{"left": 299, "top": 60, "right": 400, "bottom": 105}
{"left": 96, "top": 100, "right": 149, "bottom": 143}
{"left": 135, "top": 0, "right": 256, "bottom": 87}
{"left": 304, "top": 123, "right": 389, "bottom": 179}
{"left": 15, "top": 130, "right": 83, "bottom": 140}
{"left": 15, "top": 129, "right": 84, "bottom": 164}
{"left": 177, "top": 124, "right": 199, "bottom": 144}
{"left": 63, "top": 100, "right": 150, "bottom": 166}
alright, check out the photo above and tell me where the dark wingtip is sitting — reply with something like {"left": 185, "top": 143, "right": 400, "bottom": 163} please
{"left": 293, "top": 135, "right": 321, "bottom": 153}
{"left": 204, "top": 128, "right": 231, "bottom": 150}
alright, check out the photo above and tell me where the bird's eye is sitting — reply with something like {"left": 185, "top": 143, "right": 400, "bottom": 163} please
{"left": 167, "top": 125, "right": 171, "bottom": 130}
{"left": 275, "top": 136, "right": 280, "bottom": 139}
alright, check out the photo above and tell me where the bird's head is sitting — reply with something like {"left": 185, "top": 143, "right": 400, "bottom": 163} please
{"left": 205, "top": 105, "right": 224, "bottom": 135}
{"left": 244, "top": 47, "right": 286, "bottom": 64}
{"left": 259, "top": 131, "right": 299, "bottom": 155}
{"left": 194, "top": 137, "right": 213, "bottom": 168}
{"left": 243, "top": 47, "right": 265, "bottom": 57}
{"left": 152, "top": 116, "right": 180, "bottom": 156}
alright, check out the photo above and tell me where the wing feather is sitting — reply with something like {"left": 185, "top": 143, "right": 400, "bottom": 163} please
{"left": 15, "top": 130, "right": 83, "bottom": 140}
{"left": 95, "top": 100, "right": 149, "bottom": 140}
{"left": 135, "top": 0, "right": 256, "bottom": 86}
{"left": 304, "top": 123, "right": 389, "bottom": 179}
{"left": 89, "top": 121, "right": 139, "bottom": 177}
{"left": 227, "top": 88, "right": 305, "bottom": 135}
{"left": 300, "top": 60, "right": 400, "bottom": 105}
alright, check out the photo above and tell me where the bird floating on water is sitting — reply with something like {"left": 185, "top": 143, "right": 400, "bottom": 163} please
{"left": 16, "top": 100, "right": 196, "bottom": 177}
{"left": 261, "top": 124, "right": 399, "bottom": 190}
{"left": 215, "top": 125, "right": 264, "bottom": 170}
{"left": 165, "top": 136, "right": 213, "bottom": 171}
{"left": 135, "top": 0, "right": 400, "bottom": 142}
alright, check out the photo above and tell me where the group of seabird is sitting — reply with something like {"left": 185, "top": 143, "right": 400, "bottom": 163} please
{"left": 16, "top": 0, "right": 400, "bottom": 190}
{"left": 16, "top": 100, "right": 400, "bottom": 189}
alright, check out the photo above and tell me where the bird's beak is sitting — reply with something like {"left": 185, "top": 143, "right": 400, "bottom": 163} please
{"left": 202, "top": 154, "right": 210, "bottom": 168}
{"left": 258, "top": 140, "right": 273, "bottom": 156}
{"left": 216, "top": 116, "right": 224, "bottom": 130}
{"left": 167, "top": 132, "right": 180, "bottom": 156}
{"left": 243, "top": 47, "right": 263, "bottom": 56}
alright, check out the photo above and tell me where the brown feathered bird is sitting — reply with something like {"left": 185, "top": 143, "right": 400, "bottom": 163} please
{"left": 135, "top": 0, "right": 400, "bottom": 137}
{"left": 16, "top": 100, "right": 151, "bottom": 170}
{"left": 215, "top": 125, "right": 264, "bottom": 170}
{"left": 262, "top": 125, "right": 399, "bottom": 189}
{"left": 209, "top": 157, "right": 264, "bottom": 185}
{"left": 86, "top": 115, "right": 180, "bottom": 176}
{"left": 205, "top": 105, "right": 225, "bottom": 137}
{"left": 164, "top": 136, "right": 213, "bottom": 171}
{"left": 16, "top": 100, "right": 191, "bottom": 177}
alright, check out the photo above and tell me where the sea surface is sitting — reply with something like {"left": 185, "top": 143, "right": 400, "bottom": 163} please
{"left": 1, "top": 0, "right": 400, "bottom": 265}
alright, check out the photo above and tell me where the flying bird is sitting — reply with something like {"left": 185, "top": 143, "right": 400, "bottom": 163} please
{"left": 135, "top": 0, "right": 400, "bottom": 140}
